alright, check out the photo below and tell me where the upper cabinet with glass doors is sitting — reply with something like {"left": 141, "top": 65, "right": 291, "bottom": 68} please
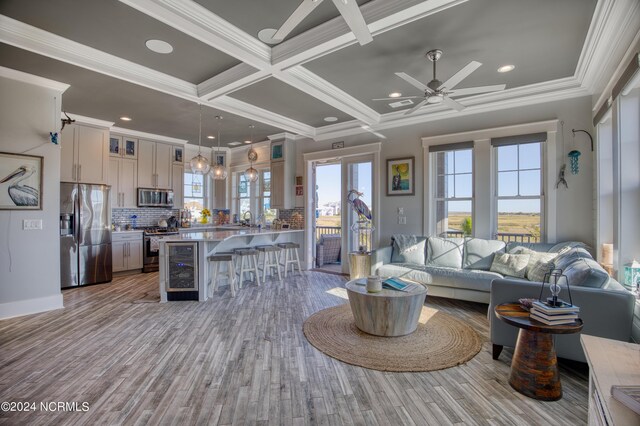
{"left": 109, "top": 135, "right": 138, "bottom": 159}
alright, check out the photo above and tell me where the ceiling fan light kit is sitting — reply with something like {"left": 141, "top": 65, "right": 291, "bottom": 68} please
{"left": 376, "top": 49, "right": 507, "bottom": 116}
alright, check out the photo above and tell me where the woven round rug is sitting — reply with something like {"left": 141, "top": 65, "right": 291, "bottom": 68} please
{"left": 303, "top": 303, "right": 482, "bottom": 372}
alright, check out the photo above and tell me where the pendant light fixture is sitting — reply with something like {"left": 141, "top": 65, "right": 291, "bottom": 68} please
{"left": 245, "top": 124, "right": 259, "bottom": 183}
{"left": 210, "top": 115, "right": 228, "bottom": 180}
{"left": 189, "top": 104, "right": 211, "bottom": 175}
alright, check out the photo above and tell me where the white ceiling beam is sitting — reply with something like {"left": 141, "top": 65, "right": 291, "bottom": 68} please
{"left": 0, "top": 15, "right": 312, "bottom": 137}
{"left": 273, "top": 66, "right": 380, "bottom": 125}
{"left": 118, "top": 0, "right": 271, "bottom": 69}
{"left": 197, "top": 64, "right": 269, "bottom": 100}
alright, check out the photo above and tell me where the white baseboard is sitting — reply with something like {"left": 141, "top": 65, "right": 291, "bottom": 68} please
{"left": 0, "top": 294, "right": 64, "bottom": 320}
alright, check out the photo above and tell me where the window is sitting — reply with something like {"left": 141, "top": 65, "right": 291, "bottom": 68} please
{"left": 184, "top": 171, "right": 208, "bottom": 218}
{"left": 233, "top": 169, "right": 278, "bottom": 223}
{"left": 432, "top": 146, "right": 473, "bottom": 237}
{"left": 260, "top": 170, "right": 277, "bottom": 223}
{"left": 494, "top": 140, "right": 544, "bottom": 242}
{"left": 236, "top": 172, "right": 251, "bottom": 216}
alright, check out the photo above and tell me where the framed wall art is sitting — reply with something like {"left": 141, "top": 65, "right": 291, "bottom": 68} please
{"left": 0, "top": 152, "right": 43, "bottom": 210}
{"left": 387, "top": 156, "right": 414, "bottom": 196}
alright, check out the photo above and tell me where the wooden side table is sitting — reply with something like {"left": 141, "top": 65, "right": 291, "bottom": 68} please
{"left": 494, "top": 303, "right": 583, "bottom": 401}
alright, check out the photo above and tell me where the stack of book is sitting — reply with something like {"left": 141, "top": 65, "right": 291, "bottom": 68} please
{"left": 529, "top": 300, "right": 580, "bottom": 325}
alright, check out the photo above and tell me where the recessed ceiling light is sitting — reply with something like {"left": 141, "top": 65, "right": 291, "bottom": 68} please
{"left": 228, "top": 142, "right": 241, "bottom": 146}
{"left": 388, "top": 92, "right": 402, "bottom": 98}
{"left": 497, "top": 64, "right": 515, "bottom": 73}
{"left": 145, "top": 39, "right": 173, "bottom": 54}
{"left": 207, "top": 135, "right": 215, "bottom": 139}
{"left": 324, "top": 116, "right": 338, "bottom": 122}
{"left": 120, "top": 116, "right": 132, "bottom": 121}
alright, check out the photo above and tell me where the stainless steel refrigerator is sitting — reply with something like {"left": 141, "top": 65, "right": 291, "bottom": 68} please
{"left": 60, "top": 183, "right": 112, "bottom": 288}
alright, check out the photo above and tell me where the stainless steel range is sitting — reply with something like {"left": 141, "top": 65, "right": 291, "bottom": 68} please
{"left": 141, "top": 227, "right": 179, "bottom": 272}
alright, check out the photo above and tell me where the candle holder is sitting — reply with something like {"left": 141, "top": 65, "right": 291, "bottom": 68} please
{"left": 538, "top": 268, "right": 573, "bottom": 307}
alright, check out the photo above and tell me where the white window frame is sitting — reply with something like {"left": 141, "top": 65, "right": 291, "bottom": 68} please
{"left": 232, "top": 166, "right": 275, "bottom": 220}
{"left": 183, "top": 171, "right": 209, "bottom": 216}
{"left": 430, "top": 147, "right": 475, "bottom": 237}
{"left": 493, "top": 141, "right": 546, "bottom": 243}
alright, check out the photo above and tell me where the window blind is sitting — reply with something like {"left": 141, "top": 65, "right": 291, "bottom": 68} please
{"left": 428, "top": 141, "right": 474, "bottom": 153}
{"left": 490, "top": 132, "right": 547, "bottom": 147}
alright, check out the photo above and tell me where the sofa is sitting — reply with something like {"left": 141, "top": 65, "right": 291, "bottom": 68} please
{"left": 371, "top": 235, "right": 636, "bottom": 362}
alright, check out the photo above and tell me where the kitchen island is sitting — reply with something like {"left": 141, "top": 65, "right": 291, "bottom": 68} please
{"left": 158, "top": 227, "right": 304, "bottom": 302}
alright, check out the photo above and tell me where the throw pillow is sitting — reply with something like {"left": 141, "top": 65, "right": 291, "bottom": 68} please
{"left": 463, "top": 238, "right": 506, "bottom": 270}
{"left": 391, "top": 235, "right": 427, "bottom": 264}
{"left": 426, "top": 237, "right": 464, "bottom": 268}
{"left": 490, "top": 252, "right": 530, "bottom": 278}
{"left": 509, "top": 246, "right": 557, "bottom": 282}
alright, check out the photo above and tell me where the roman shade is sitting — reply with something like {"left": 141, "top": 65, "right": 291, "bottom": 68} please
{"left": 593, "top": 51, "right": 639, "bottom": 126}
{"left": 490, "top": 132, "right": 547, "bottom": 147}
{"left": 428, "top": 141, "right": 474, "bottom": 153}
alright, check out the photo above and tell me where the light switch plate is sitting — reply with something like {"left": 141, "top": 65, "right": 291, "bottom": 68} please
{"left": 23, "top": 219, "right": 43, "bottom": 230}
{"left": 398, "top": 207, "right": 404, "bottom": 215}
{"left": 398, "top": 216, "right": 407, "bottom": 225}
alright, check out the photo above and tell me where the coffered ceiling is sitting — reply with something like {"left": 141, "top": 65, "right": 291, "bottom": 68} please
{"left": 0, "top": 0, "right": 637, "bottom": 146}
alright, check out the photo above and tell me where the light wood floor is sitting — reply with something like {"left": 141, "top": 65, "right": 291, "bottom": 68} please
{"left": 0, "top": 272, "right": 589, "bottom": 425}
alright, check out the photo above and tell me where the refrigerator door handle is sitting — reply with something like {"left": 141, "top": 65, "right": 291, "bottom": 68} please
{"left": 78, "top": 164, "right": 82, "bottom": 182}
{"left": 72, "top": 163, "right": 77, "bottom": 181}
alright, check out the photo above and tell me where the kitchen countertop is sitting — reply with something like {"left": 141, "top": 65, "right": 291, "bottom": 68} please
{"left": 112, "top": 230, "right": 143, "bottom": 234}
{"left": 163, "top": 228, "right": 303, "bottom": 242}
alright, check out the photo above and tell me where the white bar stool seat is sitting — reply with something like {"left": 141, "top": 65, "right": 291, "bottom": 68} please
{"left": 208, "top": 252, "right": 237, "bottom": 298}
{"left": 277, "top": 242, "right": 302, "bottom": 277}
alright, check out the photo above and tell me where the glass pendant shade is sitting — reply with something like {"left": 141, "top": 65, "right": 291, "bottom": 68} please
{"left": 210, "top": 163, "right": 228, "bottom": 180}
{"left": 245, "top": 166, "right": 259, "bottom": 183}
{"left": 190, "top": 153, "right": 210, "bottom": 175}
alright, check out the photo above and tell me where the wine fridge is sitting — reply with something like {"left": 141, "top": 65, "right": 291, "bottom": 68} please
{"left": 165, "top": 242, "right": 198, "bottom": 301}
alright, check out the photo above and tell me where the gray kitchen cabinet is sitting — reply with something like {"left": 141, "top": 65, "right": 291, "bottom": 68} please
{"left": 60, "top": 123, "right": 109, "bottom": 184}
{"left": 138, "top": 140, "right": 172, "bottom": 189}
{"left": 269, "top": 137, "right": 295, "bottom": 210}
{"left": 112, "top": 232, "right": 143, "bottom": 272}
{"left": 172, "top": 163, "right": 184, "bottom": 208}
{"left": 109, "top": 157, "right": 137, "bottom": 208}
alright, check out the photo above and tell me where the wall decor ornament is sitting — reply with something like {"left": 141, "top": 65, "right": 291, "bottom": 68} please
{"left": 0, "top": 152, "right": 43, "bottom": 210}
{"left": 386, "top": 157, "right": 415, "bottom": 196}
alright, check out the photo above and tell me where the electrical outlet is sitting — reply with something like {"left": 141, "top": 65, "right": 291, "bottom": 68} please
{"left": 398, "top": 216, "right": 407, "bottom": 225}
{"left": 23, "top": 219, "right": 42, "bottom": 230}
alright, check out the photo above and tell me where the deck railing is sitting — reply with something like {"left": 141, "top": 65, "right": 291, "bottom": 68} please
{"left": 443, "top": 230, "right": 540, "bottom": 243}
{"left": 316, "top": 226, "right": 341, "bottom": 240}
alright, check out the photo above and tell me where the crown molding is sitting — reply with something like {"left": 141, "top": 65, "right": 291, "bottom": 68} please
{"left": 111, "top": 127, "right": 189, "bottom": 145}
{"left": 314, "top": 77, "right": 588, "bottom": 141}
{"left": 197, "top": 64, "right": 267, "bottom": 100}
{"left": 64, "top": 112, "right": 114, "bottom": 128}
{"left": 0, "top": 65, "right": 69, "bottom": 92}
{"left": 272, "top": 0, "right": 468, "bottom": 69}
{"left": 118, "top": 0, "right": 271, "bottom": 69}
{"left": 274, "top": 66, "right": 380, "bottom": 125}
{"left": 575, "top": 0, "right": 640, "bottom": 95}
{"left": 0, "top": 15, "right": 197, "bottom": 97}
{"left": 211, "top": 96, "right": 315, "bottom": 138}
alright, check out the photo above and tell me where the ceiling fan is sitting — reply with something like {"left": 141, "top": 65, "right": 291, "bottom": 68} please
{"left": 374, "top": 49, "right": 506, "bottom": 115}
{"left": 258, "top": 0, "right": 372, "bottom": 46}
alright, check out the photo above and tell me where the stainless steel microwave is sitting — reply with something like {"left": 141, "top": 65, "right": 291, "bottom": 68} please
{"left": 137, "top": 188, "right": 174, "bottom": 207}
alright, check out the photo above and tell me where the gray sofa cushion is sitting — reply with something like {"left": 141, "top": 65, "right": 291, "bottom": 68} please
{"left": 463, "top": 238, "right": 506, "bottom": 270}
{"left": 377, "top": 263, "right": 507, "bottom": 292}
{"left": 391, "top": 235, "right": 427, "bottom": 264}
{"left": 558, "top": 254, "right": 609, "bottom": 288}
{"left": 490, "top": 253, "right": 530, "bottom": 278}
{"left": 427, "top": 237, "right": 464, "bottom": 268}
{"left": 506, "top": 242, "right": 556, "bottom": 253}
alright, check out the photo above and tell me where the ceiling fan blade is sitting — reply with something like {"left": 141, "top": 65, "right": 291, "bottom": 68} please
{"left": 272, "top": 0, "right": 325, "bottom": 41}
{"left": 331, "top": 0, "right": 373, "bottom": 45}
{"left": 449, "top": 84, "right": 506, "bottom": 97}
{"left": 438, "top": 61, "right": 482, "bottom": 91}
{"left": 395, "top": 72, "right": 433, "bottom": 93}
{"left": 372, "top": 96, "right": 420, "bottom": 101}
{"left": 404, "top": 99, "right": 428, "bottom": 115}
{"left": 442, "top": 96, "right": 465, "bottom": 112}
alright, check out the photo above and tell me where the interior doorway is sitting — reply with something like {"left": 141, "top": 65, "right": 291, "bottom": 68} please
{"left": 313, "top": 162, "right": 343, "bottom": 274}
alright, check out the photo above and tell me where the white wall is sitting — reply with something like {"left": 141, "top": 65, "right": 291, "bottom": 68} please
{"left": 0, "top": 76, "right": 65, "bottom": 318}
{"left": 292, "top": 96, "right": 596, "bottom": 247}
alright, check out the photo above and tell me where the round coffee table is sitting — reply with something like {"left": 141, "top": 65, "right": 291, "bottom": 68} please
{"left": 345, "top": 278, "right": 427, "bottom": 337}
{"left": 494, "top": 303, "right": 583, "bottom": 401}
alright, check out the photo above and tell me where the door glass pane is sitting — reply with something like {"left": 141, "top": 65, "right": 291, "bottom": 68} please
{"left": 348, "top": 161, "right": 373, "bottom": 253}
{"left": 498, "top": 171, "right": 518, "bottom": 196}
{"left": 497, "top": 199, "right": 541, "bottom": 242}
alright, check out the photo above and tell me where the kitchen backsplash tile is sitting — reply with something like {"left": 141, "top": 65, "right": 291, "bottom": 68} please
{"left": 112, "top": 208, "right": 179, "bottom": 227}
{"left": 278, "top": 208, "right": 304, "bottom": 229}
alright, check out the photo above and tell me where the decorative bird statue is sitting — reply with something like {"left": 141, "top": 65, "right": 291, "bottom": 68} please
{"left": 347, "top": 189, "right": 372, "bottom": 221}
{"left": 0, "top": 165, "right": 39, "bottom": 206}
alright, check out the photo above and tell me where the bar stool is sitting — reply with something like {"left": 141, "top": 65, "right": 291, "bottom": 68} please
{"left": 277, "top": 242, "right": 302, "bottom": 277}
{"left": 255, "top": 245, "right": 282, "bottom": 282}
{"left": 233, "top": 248, "right": 261, "bottom": 287}
{"left": 208, "top": 252, "right": 237, "bottom": 298}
